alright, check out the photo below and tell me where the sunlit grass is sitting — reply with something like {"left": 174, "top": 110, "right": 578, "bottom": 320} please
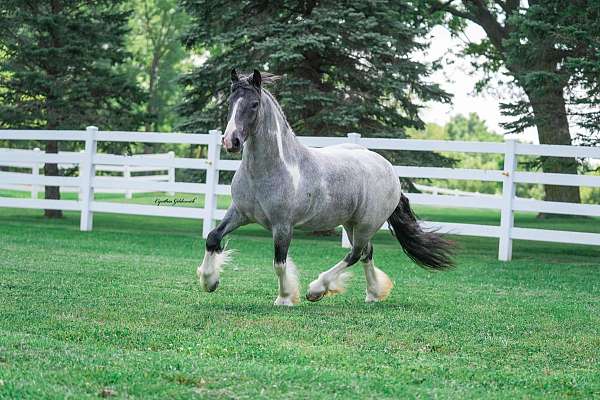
{"left": 0, "top": 198, "right": 599, "bottom": 398}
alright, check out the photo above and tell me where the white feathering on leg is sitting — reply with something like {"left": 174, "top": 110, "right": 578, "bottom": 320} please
{"left": 213, "top": 248, "right": 234, "bottom": 274}
{"left": 365, "top": 264, "right": 393, "bottom": 303}
{"left": 284, "top": 258, "right": 300, "bottom": 304}
{"left": 274, "top": 258, "right": 300, "bottom": 306}
{"left": 197, "top": 244, "right": 234, "bottom": 291}
{"left": 326, "top": 271, "right": 353, "bottom": 295}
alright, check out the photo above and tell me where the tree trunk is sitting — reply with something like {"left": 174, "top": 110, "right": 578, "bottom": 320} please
{"left": 527, "top": 87, "right": 581, "bottom": 211}
{"left": 44, "top": 140, "right": 63, "bottom": 218}
{"left": 43, "top": 0, "right": 63, "bottom": 218}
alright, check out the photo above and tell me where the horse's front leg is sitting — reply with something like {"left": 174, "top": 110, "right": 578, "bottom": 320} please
{"left": 197, "top": 206, "right": 247, "bottom": 292}
{"left": 272, "top": 225, "right": 299, "bottom": 306}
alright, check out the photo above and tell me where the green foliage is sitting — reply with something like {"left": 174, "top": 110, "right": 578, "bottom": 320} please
{"left": 502, "top": 1, "right": 600, "bottom": 138}
{"left": 428, "top": 0, "right": 599, "bottom": 204}
{"left": 1, "top": 205, "right": 600, "bottom": 398}
{"left": 581, "top": 170, "right": 600, "bottom": 204}
{"left": 409, "top": 113, "right": 546, "bottom": 199}
{"left": 433, "top": 0, "right": 600, "bottom": 140}
{"left": 177, "top": 0, "right": 450, "bottom": 140}
{"left": 409, "top": 114, "right": 504, "bottom": 195}
{"left": 126, "top": 0, "right": 190, "bottom": 133}
{"left": 0, "top": 1, "right": 145, "bottom": 132}
{"left": 0, "top": 0, "right": 147, "bottom": 213}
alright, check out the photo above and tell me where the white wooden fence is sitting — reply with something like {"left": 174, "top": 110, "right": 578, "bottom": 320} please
{"left": 0, "top": 148, "right": 176, "bottom": 199}
{"left": 1, "top": 127, "right": 599, "bottom": 261}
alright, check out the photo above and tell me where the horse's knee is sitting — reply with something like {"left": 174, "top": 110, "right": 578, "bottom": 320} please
{"left": 206, "top": 230, "right": 222, "bottom": 252}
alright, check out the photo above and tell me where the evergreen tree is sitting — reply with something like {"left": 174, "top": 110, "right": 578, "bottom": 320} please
{"left": 177, "top": 0, "right": 452, "bottom": 167}
{"left": 0, "top": 1, "right": 145, "bottom": 217}
{"left": 428, "top": 0, "right": 600, "bottom": 205}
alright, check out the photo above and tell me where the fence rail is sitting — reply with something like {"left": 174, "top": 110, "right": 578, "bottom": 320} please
{"left": 0, "top": 148, "right": 175, "bottom": 199}
{"left": 1, "top": 127, "right": 600, "bottom": 261}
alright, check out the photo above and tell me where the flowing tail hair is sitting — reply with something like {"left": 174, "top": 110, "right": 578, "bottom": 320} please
{"left": 387, "top": 193, "right": 455, "bottom": 270}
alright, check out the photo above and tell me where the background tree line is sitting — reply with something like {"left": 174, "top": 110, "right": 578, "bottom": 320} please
{"left": 1, "top": 0, "right": 599, "bottom": 217}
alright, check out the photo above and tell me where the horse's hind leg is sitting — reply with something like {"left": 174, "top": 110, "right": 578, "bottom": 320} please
{"left": 306, "top": 224, "right": 371, "bottom": 302}
{"left": 361, "top": 243, "right": 394, "bottom": 302}
{"left": 337, "top": 227, "right": 393, "bottom": 302}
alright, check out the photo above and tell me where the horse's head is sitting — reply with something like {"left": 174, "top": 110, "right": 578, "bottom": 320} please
{"left": 222, "top": 69, "right": 263, "bottom": 153}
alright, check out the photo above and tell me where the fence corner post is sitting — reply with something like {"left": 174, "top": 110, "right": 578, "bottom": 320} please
{"left": 340, "top": 133, "right": 362, "bottom": 248}
{"left": 498, "top": 138, "right": 517, "bottom": 261}
{"left": 168, "top": 151, "right": 175, "bottom": 196}
{"left": 32, "top": 147, "right": 40, "bottom": 199}
{"left": 203, "top": 130, "right": 221, "bottom": 239}
{"left": 80, "top": 126, "right": 98, "bottom": 231}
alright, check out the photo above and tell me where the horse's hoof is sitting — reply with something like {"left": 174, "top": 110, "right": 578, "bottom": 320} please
{"left": 274, "top": 296, "right": 296, "bottom": 306}
{"left": 306, "top": 291, "right": 325, "bottom": 302}
{"left": 205, "top": 280, "right": 219, "bottom": 292}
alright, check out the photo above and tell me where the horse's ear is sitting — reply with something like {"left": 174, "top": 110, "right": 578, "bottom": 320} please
{"left": 231, "top": 68, "right": 239, "bottom": 83}
{"left": 250, "top": 69, "right": 261, "bottom": 88}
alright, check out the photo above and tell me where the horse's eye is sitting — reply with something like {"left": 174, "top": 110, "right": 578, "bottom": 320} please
{"left": 251, "top": 102, "right": 259, "bottom": 109}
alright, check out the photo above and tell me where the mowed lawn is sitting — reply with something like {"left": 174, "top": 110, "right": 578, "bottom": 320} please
{"left": 1, "top": 194, "right": 600, "bottom": 399}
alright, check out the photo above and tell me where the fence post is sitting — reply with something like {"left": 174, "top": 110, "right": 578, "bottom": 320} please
{"left": 498, "top": 139, "right": 517, "bottom": 261}
{"left": 203, "top": 130, "right": 221, "bottom": 238}
{"left": 341, "top": 132, "right": 362, "bottom": 248}
{"left": 124, "top": 157, "right": 132, "bottom": 199}
{"left": 78, "top": 150, "right": 85, "bottom": 200}
{"left": 168, "top": 151, "right": 175, "bottom": 196}
{"left": 80, "top": 126, "right": 98, "bottom": 231}
{"left": 32, "top": 147, "right": 40, "bottom": 199}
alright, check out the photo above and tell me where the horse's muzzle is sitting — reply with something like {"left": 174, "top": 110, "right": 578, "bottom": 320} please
{"left": 222, "top": 134, "right": 242, "bottom": 153}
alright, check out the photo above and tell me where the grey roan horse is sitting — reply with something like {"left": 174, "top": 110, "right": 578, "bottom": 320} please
{"left": 198, "top": 69, "right": 454, "bottom": 305}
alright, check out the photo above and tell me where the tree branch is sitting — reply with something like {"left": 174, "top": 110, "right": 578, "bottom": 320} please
{"left": 430, "top": 0, "right": 479, "bottom": 25}
{"left": 503, "top": 0, "right": 520, "bottom": 14}
{"left": 463, "top": 0, "right": 508, "bottom": 51}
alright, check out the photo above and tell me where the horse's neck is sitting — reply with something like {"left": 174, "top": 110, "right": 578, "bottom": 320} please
{"left": 242, "top": 96, "right": 304, "bottom": 175}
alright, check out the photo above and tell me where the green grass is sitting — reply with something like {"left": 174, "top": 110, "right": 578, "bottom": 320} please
{"left": 1, "top": 197, "right": 599, "bottom": 399}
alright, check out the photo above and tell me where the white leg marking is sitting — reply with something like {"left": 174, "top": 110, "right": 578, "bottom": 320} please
{"left": 307, "top": 260, "right": 353, "bottom": 301}
{"left": 197, "top": 248, "right": 234, "bottom": 292}
{"left": 363, "top": 260, "right": 393, "bottom": 302}
{"left": 273, "top": 258, "right": 300, "bottom": 306}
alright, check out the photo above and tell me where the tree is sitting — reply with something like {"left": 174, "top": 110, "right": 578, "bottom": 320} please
{"left": 429, "top": 0, "right": 600, "bottom": 205}
{"left": 177, "top": 0, "right": 451, "bottom": 170}
{"left": 127, "top": 0, "right": 189, "bottom": 136}
{"left": 0, "top": 1, "right": 144, "bottom": 217}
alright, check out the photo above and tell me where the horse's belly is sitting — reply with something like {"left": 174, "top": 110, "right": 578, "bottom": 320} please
{"left": 294, "top": 216, "right": 344, "bottom": 231}
{"left": 293, "top": 193, "right": 356, "bottom": 231}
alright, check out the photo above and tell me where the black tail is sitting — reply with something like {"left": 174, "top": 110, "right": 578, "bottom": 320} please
{"left": 387, "top": 194, "right": 454, "bottom": 270}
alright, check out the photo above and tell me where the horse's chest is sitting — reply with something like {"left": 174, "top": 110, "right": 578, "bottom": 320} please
{"left": 231, "top": 174, "right": 293, "bottom": 227}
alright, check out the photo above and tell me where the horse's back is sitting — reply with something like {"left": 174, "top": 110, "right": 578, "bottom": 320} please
{"left": 318, "top": 143, "right": 366, "bottom": 152}
{"left": 309, "top": 143, "right": 393, "bottom": 177}
{"left": 297, "top": 144, "right": 400, "bottom": 230}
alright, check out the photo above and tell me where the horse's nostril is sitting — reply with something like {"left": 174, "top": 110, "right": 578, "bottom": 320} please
{"left": 232, "top": 137, "right": 240, "bottom": 148}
